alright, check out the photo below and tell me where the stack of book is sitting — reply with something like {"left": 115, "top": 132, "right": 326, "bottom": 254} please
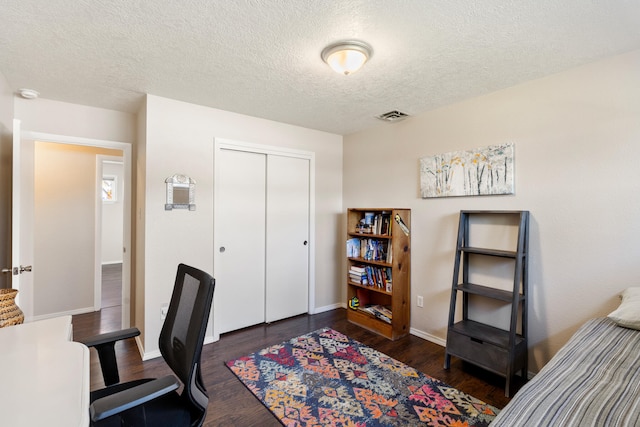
{"left": 359, "top": 305, "right": 393, "bottom": 324}
{"left": 348, "top": 265, "right": 367, "bottom": 285}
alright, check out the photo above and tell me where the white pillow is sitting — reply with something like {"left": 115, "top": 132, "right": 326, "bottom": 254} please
{"left": 608, "top": 287, "right": 640, "bottom": 330}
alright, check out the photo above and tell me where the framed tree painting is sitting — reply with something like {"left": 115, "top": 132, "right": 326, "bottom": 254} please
{"left": 420, "top": 143, "right": 514, "bottom": 198}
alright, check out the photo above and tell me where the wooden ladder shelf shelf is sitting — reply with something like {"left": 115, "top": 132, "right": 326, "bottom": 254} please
{"left": 444, "top": 210, "right": 530, "bottom": 397}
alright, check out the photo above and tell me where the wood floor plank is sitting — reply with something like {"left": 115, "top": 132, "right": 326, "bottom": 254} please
{"left": 72, "top": 308, "right": 521, "bottom": 426}
{"left": 101, "top": 263, "right": 122, "bottom": 309}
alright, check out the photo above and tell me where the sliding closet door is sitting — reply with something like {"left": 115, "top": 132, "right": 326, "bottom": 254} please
{"left": 216, "top": 149, "right": 266, "bottom": 333}
{"left": 265, "top": 155, "right": 309, "bottom": 322}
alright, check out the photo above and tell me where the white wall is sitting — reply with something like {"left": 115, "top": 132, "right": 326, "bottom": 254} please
{"left": 0, "top": 72, "right": 11, "bottom": 130}
{"left": 140, "top": 95, "right": 343, "bottom": 357}
{"left": 15, "top": 98, "right": 136, "bottom": 143}
{"left": 101, "top": 160, "right": 124, "bottom": 264}
{"left": 33, "top": 142, "right": 120, "bottom": 316}
{"left": 0, "top": 72, "right": 13, "bottom": 288}
{"left": 344, "top": 50, "right": 640, "bottom": 372}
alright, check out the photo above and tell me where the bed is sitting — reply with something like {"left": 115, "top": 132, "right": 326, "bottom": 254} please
{"left": 492, "top": 290, "right": 640, "bottom": 426}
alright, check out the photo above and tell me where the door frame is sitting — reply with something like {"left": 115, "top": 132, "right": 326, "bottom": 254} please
{"left": 95, "top": 155, "right": 125, "bottom": 311}
{"left": 212, "top": 138, "right": 316, "bottom": 341}
{"left": 21, "top": 130, "right": 132, "bottom": 328}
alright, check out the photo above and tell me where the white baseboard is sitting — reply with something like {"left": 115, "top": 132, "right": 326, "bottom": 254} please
{"left": 410, "top": 327, "right": 446, "bottom": 347}
{"left": 31, "top": 306, "right": 95, "bottom": 322}
{"left": 141, "top": 344, "right": 161, "bottom": 361}
{"left": 134, "top": 335, "right": 147, "bottom": 360}
{"left": 311, "top": 302, "right": 344, "bottom": 314}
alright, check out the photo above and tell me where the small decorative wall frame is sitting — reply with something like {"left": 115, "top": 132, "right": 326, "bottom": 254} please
{"left": 102, "top": 176, "right": 117, "bottom": 202}
{"left": 165, "top": 174, "right": 196, "bottom": 210}
{"left": 420, "top": 143, "right": 514, "bottom": 198}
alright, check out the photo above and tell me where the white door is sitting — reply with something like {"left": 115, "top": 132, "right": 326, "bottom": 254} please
{"left": 216, "top": 149, "right": 267, "bottom": 333}
{"left": 265, "top": 155, "right": 309, "bottom": 322}
{"left": 9, "top": 119, "right": 35, "bottom": 319}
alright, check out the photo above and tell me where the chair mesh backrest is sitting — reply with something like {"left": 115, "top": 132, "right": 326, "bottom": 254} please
{"left": 159, "top": 264, "right": 215, "bottom": 411}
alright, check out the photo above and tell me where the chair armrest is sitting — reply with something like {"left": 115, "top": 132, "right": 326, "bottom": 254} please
{"left": 79, "top": 327, "right": 140, "bottom": 348}
{"left": 89, "top": 375, "right": 180, "bottom": 422}
{"left": 77, "top": 328, "right": 141, "bottom": 386}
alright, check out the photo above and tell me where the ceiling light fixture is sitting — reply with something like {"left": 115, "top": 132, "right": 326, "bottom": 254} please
{"left": 321, "top": 40, "right": 372, "bottom": 75}
{"left": 18, "top": 88, "right": 39, "bottom": 99}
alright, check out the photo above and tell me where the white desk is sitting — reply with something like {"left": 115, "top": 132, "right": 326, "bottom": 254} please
{"left": 0, "top": 315, "right": 90, "bottom": 426}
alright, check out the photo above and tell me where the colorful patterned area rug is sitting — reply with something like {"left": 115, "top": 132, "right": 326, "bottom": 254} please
{"left": 226, "top": 327, "right": 499, "bottom": 426}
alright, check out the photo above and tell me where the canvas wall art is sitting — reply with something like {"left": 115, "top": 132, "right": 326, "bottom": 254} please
{"left": 420, "top": 143, "right": 514, "bottom": 198}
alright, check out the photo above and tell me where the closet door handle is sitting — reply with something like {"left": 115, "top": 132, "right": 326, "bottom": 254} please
{"left": 219, "top": 247, "right": 226, "bottom": 253}
{"left": 303, "top": 241, "right": 308, "bottom": 245}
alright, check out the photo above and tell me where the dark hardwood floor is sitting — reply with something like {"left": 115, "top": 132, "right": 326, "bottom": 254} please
{"left": 72, "top": 307, "right": 523, "bottom": 426}
{"left": 101, "top": 263, "right": 122, "bottom": 309}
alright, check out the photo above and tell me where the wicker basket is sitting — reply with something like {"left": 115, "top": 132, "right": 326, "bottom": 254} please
{"left": 0, "top": 288, "right": 24, "bottom": 327}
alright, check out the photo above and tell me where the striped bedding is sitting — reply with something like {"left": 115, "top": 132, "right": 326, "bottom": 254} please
{"left": 491, "top": 317, "right": 640, "bottom": 426}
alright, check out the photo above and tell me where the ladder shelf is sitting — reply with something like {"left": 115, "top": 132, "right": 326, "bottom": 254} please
{"left": 444, "top": 210, "right": 529, "bottom": 397}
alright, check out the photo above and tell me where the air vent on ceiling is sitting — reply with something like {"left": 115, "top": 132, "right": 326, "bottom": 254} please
{"left": 376, "top": 110, "right": 409, "bottom": 122}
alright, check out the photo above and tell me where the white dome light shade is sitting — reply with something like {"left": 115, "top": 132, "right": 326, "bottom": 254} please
{"left": 321, "top": 41, "right": 372, "bottom": 75}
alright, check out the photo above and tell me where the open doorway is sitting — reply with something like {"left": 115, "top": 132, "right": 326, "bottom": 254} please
{"left": 98, "top": 156, "right": 124, "bottom": 328}
{"left": 33, "top": 142, "right": 123, "bottom": 320}
{"left": 21, "top": 134, "right": 131, "bottom": 328}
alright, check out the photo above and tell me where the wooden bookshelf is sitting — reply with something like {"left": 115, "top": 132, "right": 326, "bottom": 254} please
{"left": 346, "top": 208, "right": 411, "bottom": 340}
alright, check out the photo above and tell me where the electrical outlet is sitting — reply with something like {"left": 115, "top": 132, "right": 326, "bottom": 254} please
{"left": 160, "top": 304, "right": 169, "bottom": 320}
{"left": 417, "top": 296, "right": 424, "bottom": 308}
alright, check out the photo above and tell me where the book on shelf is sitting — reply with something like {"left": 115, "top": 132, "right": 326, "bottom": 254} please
{"left": 373, "top": 305, "right": 393, "bottom": 319}
{"left": 365, "top": 266, "right": 374, "bottom": 288}
{"left": 374, "top": 212, "right": 392, "bottom": 236}
{"left": 354, "top": 212, "right": 392, "bottom": 236}
{"left": 346, "top": 238, "right": 361, "bottom": 258}
{"left": 356, "top": 238, "right": 389, "bottom": 262}
{"left": 359, "top": 304, "right": 392, "bottom": 323}
{"left": 357, "top": 265, "right": 392, "bottom": 291}
{"left": 364, "top": 212, "right": 375, "bottom": 225}
{"left": 349, "top": 275, "right": 367, "bottom": 285}
{"left": 356, "top": 288, "right": 370, "bottom": 305}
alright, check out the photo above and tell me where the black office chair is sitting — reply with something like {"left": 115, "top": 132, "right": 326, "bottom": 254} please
{"left": 80, "top": 263, "right": 215, "bottom": 426}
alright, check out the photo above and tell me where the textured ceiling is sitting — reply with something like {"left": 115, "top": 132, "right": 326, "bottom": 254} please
{"left": 1, "top": 1, "right": 639, "bottom": 135}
